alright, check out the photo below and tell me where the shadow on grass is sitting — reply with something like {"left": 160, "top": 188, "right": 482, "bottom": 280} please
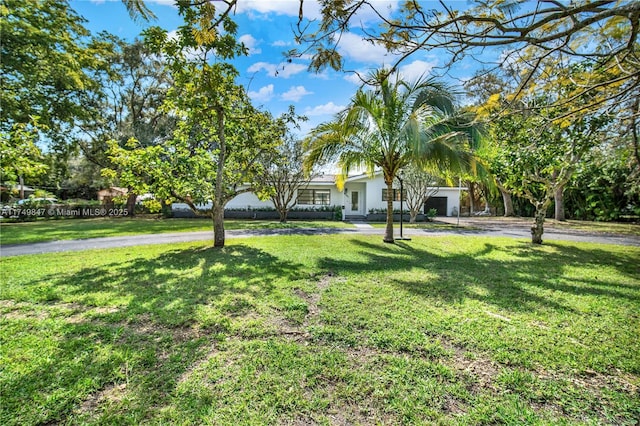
{"left": 318, "top": 238, "right": 640, "bottom": 314}
{"left": 3, "top": 236, "right": 639, "bottom": 424}
{"left": 2, "top": 244, "right": 304, "bottom": 424}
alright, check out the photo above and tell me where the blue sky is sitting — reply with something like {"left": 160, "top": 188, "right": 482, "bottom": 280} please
{"left": 72, "top": 0, "right": 497, "bottom": 137}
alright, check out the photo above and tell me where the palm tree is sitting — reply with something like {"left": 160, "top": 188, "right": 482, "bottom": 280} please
{"left": 305, "top": 69, "right": 481, "bottom": 243}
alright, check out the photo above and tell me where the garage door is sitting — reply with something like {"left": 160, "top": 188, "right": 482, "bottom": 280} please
{"left": 424, "top": 197, "right": 447, "bottom": 216}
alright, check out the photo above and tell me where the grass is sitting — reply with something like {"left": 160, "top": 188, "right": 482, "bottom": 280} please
{"left": 0, "top": 217, "right": 351, "bottom": 245}
{"left": 1, "top": 235, "right": 639, "bottom": 425}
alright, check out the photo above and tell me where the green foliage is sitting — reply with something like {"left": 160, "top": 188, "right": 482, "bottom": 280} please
{"left": 425, "top": 208, "right": 438, "bottom": 220}
{"left": 1, "top": 0, "right": 103, "bottom": 147}
{"left": 477, "top": 62, "right": 614, "bottom": 238}
{"left": 0, "top": 121, "right": 48, "bottom": 182}
{"left": 297, "top": 0, "right": 639, "bottom": 135}
{"left": 565, "top": 148, "right": 640, "bottom": 221}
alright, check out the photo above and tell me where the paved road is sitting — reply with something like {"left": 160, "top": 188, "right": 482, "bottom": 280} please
{"left": 1, "top": 219, "right": 638, "bottom": 257}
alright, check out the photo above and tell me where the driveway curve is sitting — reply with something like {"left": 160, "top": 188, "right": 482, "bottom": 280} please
{"left": 1, "top": 219, "right": 638, "bottom": 257}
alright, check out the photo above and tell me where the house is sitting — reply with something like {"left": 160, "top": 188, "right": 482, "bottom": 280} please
{"left": 97, "top": 186, "right": 128, "bottom": 201}
{"left": 173, "top": 172, "right": 463, "bottom": 219}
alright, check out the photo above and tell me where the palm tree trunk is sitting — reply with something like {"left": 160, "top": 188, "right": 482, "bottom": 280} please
{"left": 384, "top": 180, "right": 395, "bottom": 243}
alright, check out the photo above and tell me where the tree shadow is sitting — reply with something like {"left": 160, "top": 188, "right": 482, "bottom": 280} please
{"left": 317, "top": 238, "right": 640, "bottom": 315}
{"left": 3, "top": 244, "right": 305, "bottom": 423}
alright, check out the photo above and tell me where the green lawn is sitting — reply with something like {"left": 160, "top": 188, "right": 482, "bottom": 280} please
{"left": 0, "top": 217, "right": 351, "bottom": 245}
{"left": 1, "top": 235, "right": 639, "bottom": 425}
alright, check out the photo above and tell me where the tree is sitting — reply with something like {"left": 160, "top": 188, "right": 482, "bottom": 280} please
{"left": 293, "top": 0, "right": 639, "bottom": 124}
{"left": 1, "top": 0, "right": 103, "bottom": 152}
{"left": 305, "top": 69, "right": 479, "bottom": 243}
{"left": 402, "top": 166, "right": 440, "bottom": 223}
{"left": 464, "top": 72, "right": 515, "bottom": 217}
{"left": 263, "top": 123, "right": 315, "bottom": 223}
{"left": 489, "top": 98, "right": 609, "bottom": 243}
{"left": 78, "top": 35, "right": 174, "bottom": 212}
{"left": 0, "top": 121, "right": 48, "bottom": 190}
{"left": 106, "top": 1, "right": 281, "bottom": 247}
{"left": 565, "top": 146, "right": 640, "bottom": 221}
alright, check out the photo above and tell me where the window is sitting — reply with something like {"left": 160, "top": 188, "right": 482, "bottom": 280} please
{"left": 381, "top": 188, "right": 406, "bottom": 201}
{"left": 297, "top": 189, "right": 331, "bottom": 205}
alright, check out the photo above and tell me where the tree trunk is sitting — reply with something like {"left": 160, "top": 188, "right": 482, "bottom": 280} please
{"left": 468, "top": 181, "right": 476, "bottom": 214}
{"left": 383, "top": 180, "right": 395, "bottom": 243}
{"left": 496, "top": 180, "right": 514, "bottom": 217}
{"left": 213, "top": 105, "right": 227, "bottom": 248}
{"left": 278, "top": 208, "right": 288, "bottom": 223}
{"left": 126, "top": 192, "right": 137, "bottom": 216}
{"left": 554, "top": 185, "right": 566, "bottom": 221}
{"left": 409, "top": 209, "right": 418, "bottom": 224}
{"left": 631, "top": 95, "right": 640, "bottom": 169}
{"left": 531, "top": 201, "right": 546, "bottom": 244}
{"left": 161, "top": 200, "right": 173, "bottom": 218}
{"left": 19, "top": 175, "right": 25, "bottom": 199}
{"left": 212, "top": 204, "right": 225, "bottom": 248}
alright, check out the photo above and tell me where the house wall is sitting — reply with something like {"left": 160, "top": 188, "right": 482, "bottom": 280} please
{"left": 226, "top": 192, "right": 272, "bottom": 209}
{"left": 172, "top": 177, "right": 463, "bottom": 217}
{"left": 173, "top": 184, "right": 343, "bottom": 213}
{"left": 349, "top": 174, "right": 462, "bottom": 216}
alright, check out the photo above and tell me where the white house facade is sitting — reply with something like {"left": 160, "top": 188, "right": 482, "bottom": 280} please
{"left": 340, "top": 172, "right": 462, "bottom": 218}
{"left": 173, "top": 172, "right": 463, "bottom": 219}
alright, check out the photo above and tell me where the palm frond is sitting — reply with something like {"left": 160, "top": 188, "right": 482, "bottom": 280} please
{"left": 305, "top": 68, "right": 491, "bottom": 193}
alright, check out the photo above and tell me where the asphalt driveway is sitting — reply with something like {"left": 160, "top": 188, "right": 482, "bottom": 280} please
{"left": 1, "top": 219, "right": 638, "bottom": 257}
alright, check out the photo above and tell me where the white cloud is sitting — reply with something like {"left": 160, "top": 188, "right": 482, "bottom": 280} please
{"left": 344, "top": 71, "right": 369, "bottom": 85}
{"left": 396, "top": 59, "right": 438, "bottom": 82}
{"left": 239, "top": 34, "right": 261, "bottom": 55}
{"left": 147, "top": 0, "right": 175, "bottom": 5}
{"left": 352, "top": 1, "right": 399, "bottom": 25}
{"left": 310, "top": 70, "right": 331, "bottom": 80}
{"left": 272, "top": 40, "right": 290, "bottom": 47}
{"left": 236, "top": 0, "right": 322, "bottom": 20}
{"left": 248, "top": 84, "right": 275, "bottom": 102}
{"left": 304, "top": 102, "right": 345, "bottom": 117}
{"left": 337, "top": 32, "right": 392, "bottom": 65}
{"left": 166, "top": 29, "right": 179, "bottom": 40}
{"left": 281, "top": 85, "right": 313, "bottom": 102}
{"left": 236, "top": 1, "right": 398, "bottom": 24}
{"left": 247, "top": 61, "right": 307, "bottom": 79}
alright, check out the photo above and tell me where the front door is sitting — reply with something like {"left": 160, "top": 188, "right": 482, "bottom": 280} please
{"left": 350, "top": 191, "right": 361, "bottom": 215}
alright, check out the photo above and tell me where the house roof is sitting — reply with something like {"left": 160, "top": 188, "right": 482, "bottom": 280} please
{"left": 97, "top": 187, "right": 128, "bottom": 195}
{"left": 309, "top": 174, "right": 338, "bottom": 184}
{"left": 345, "top": 171, "right": 380, "bottom": 183}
